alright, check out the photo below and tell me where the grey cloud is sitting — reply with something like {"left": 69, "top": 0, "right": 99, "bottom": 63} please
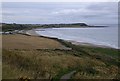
{"left": 2, "top": 2, "right": 118, "bottom": 24}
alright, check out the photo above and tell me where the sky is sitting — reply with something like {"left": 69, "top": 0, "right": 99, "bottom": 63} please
{"left": 2, "top": 0, "right": 119, "bottom": 2}
{"left": 2, "top": 2, "right": 118, "bottom": 25}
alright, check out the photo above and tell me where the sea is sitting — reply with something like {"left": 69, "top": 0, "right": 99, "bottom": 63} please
{"left": 36, "top": 24, "right": 118, "bottom": 49}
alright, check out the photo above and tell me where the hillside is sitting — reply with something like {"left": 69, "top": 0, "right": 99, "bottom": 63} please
{"left": 2, "top": 34, "right": 119, "bottom": 80}
{"left": 2, "top": 23, "right": 88, "bottom": 32}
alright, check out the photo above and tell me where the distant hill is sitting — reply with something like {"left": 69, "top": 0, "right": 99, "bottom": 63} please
{"left": 43, "top": 23, "right": 88, "bottom": 28}
{"left": 2, "top": 22, "right": 107, "bottom": 32}
{"left": 2, "top": 23, "right": 89, "bottom": 31}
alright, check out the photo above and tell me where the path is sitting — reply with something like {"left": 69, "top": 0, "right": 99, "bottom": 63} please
{"left": 60, "top": 70, "right": 76, "bottom": 81}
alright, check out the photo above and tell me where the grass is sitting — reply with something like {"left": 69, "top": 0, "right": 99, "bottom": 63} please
{"left": 2, "top": 34, "right": 119, "bottom": 79}
{"left": 3, "top": 49, "right": 89, "bottom": 79}
{"left": 59, "top": 40, "right": 119, "bottom": 65}
{"left": 72, "top": 65, "right": 119, "bottom": 79}
{"left": 52, "top": 67, "right": 76, "bottom": 81}
{"left": 2, "top": 34, "right": 66, "bottom": 49}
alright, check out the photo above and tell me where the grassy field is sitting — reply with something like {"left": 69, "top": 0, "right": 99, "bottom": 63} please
{"left": 2, "top": 34, "right": 67, "bottom": 49}
{"left": 2, "top": 34, "right": 119, "bottom": 80}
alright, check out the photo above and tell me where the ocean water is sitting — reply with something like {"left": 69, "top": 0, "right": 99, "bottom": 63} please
{"left": 36, "top": 24, "right": 118, "bottom": 49}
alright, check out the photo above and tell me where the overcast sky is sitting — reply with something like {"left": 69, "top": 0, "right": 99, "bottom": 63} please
{"left": 2, "top": 0, "right": 119, "bottom": 2}
{"left": 2, "top": 2, "right": 118, "bottom": 25}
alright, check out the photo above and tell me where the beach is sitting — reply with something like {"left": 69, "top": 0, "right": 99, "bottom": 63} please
{"left": 26, "top": 30, "right": 40, "bottom": 36}
{"left": 26, "top": 29, "right": 115, "bottom": 49}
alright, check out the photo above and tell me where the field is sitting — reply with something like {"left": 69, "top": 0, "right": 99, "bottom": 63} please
{"left": 2, "top": 34, "right": 67, "bottom": 49}
{"left": 2, "top": 34, "right": 119, "bottom": 80}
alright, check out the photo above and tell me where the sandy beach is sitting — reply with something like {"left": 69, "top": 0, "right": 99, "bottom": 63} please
{"left": 68, "top": 40, "right": 113, "bottom": 48}
{"left": 26, "top": 30, "right": 40, "bottom": 36}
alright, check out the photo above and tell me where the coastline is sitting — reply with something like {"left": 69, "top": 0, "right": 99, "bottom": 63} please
{"left": 26, "top": 29, "right": 116, "bottom": 49}
{"left": 68, "top": 40, "right": 115, "bottom": 49}
{"left": 25, "top": 30, "right": 40, "bottom": 36}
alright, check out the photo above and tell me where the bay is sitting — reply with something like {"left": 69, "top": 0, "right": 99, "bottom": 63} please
{"left": 36, "top": 24, "right": 118, "bottom": 49}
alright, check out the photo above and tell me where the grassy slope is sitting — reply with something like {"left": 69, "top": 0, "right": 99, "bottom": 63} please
{"left": 2, "top": 35, "right": 119, "bottom": 79}
{"left": 2, "top": 34, "right": 66, "bottom": 49}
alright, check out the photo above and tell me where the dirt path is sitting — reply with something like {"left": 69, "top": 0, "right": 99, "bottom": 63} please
{"left": 60, "top": 70, "right": 76, "bottom": 81}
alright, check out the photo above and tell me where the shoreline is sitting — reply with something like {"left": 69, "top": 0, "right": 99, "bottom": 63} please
{"left": 67, "top": 40, "right": 115, "bottom": 49}
{"left": 25, "top": 29, "right": 40, "bottom": 36}
{"left": 26, "top": 29, "right": 117, "bottom": 49}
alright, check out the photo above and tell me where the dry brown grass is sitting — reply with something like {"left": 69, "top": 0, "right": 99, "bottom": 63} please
{"left": 2, "top": 34, "right": 66, "bottom": 49}
{"left": 3, "top": 49, "right": 108, "bottom": 79}
{"left": 2, "top": 50, "right": 78, "bottom": 79}
{"left": 72, "top": 65, "right": 118, "bottom": 79}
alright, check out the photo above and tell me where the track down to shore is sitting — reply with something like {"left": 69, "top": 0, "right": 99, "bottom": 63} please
{"left": 60, "top": 70, "right": 76, "bottom": 81}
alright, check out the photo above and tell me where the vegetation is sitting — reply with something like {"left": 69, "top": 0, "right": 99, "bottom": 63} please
{"left": 2, "top": 23, "right": 37, "bottom": 31}
{"left": 2, "top": 34, "right": 119, "bottom": 80}
{"left": 2, "top": 34, "right": 66, "bottom": 49}
{"left": 2, "top": 23, "right": 88, "bottom": 32}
